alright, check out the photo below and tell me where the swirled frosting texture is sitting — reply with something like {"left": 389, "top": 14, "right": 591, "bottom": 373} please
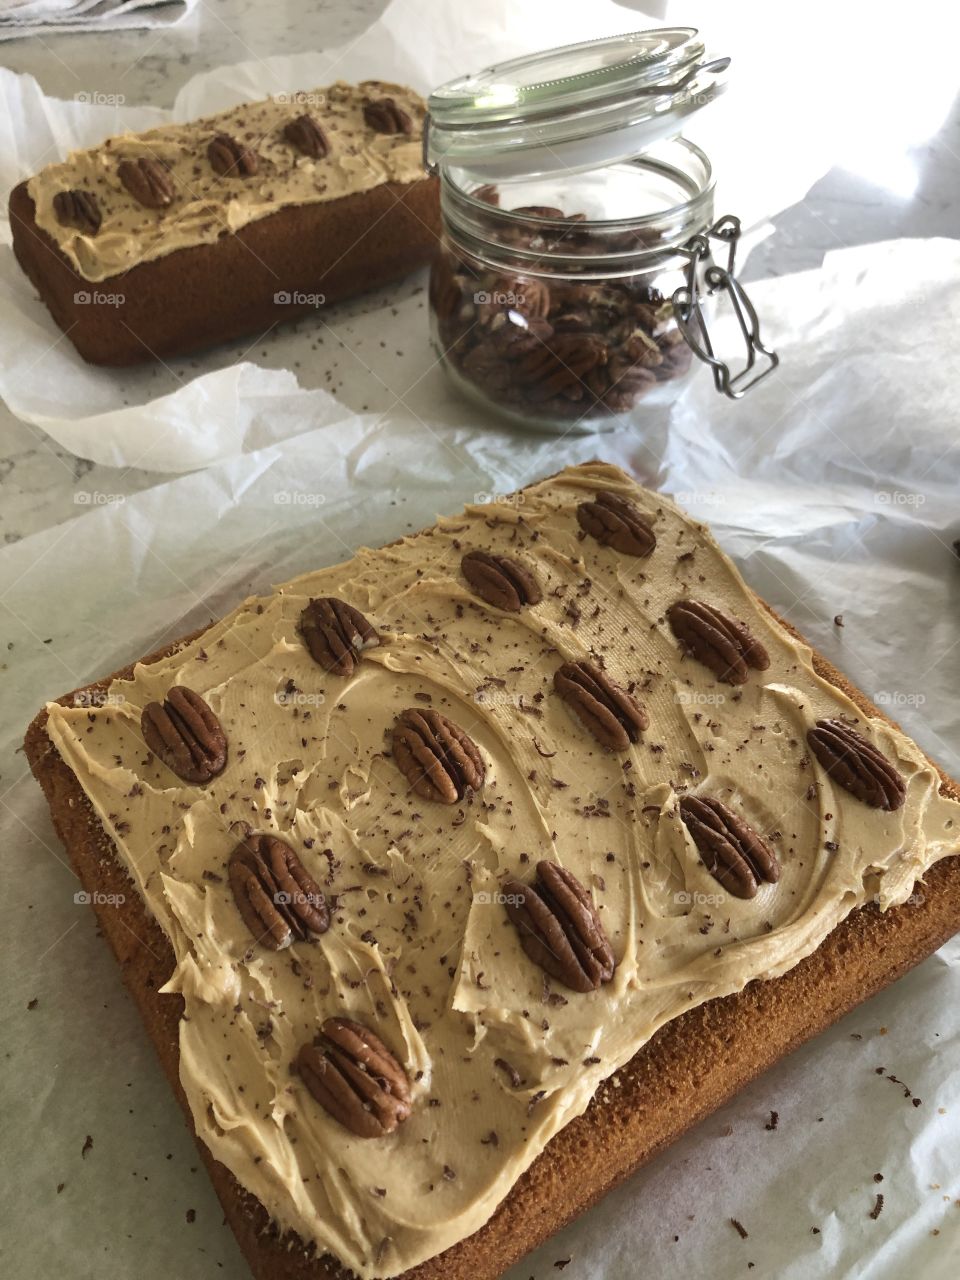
{"left": 45, "top": 464, "right": 960, "bottom": 1278}
{"left": 27, "top": 81, "right": 426, "bottom": 283}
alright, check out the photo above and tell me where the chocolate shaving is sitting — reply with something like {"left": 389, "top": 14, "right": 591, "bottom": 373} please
{"left": 494, "top": 1057, "right": 522, "bottom": 1089}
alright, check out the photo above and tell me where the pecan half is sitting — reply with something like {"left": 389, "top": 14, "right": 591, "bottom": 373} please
{"left": 461, "top": 551, "right": 542, "bottom": 612}
{"left": 678, "top": 796, "right": 781, "bottom": 899}
{"left": 228, "top": 833, "right": 329, "bottom": 950}
{"left": 299, "top": 597, "right": 379, "bottom": 675}
{"left": 429, "top": 252, "right": 464, "bottom": 326}
{"left": 207, "top": 132, "right": 259, "bottom": 177}
{"left": 363, "top": 98, "right": 413, "bottom": 135}
{"left": 553, "top": 660, "right": 647, "bottom": 751}
{"left": 141, "top": 686, "right": 226, "bottom": 783}
{"left": 666, "top": 600, "right": 770, "bottom": 685}
{"left": 392, "top": 708, "right": 484, "bottom": 804}
{"left": 576, "top": 491, "right": 656, "bottom": 557}
{"left": 807, "top": 718, "right": 906, "bottom": 810}
{"left": 602, "top": 360, "right": 658, "bottom": 412}
{"left": 476, "top": 277, "right": 551, "bottom": 325}
{"left": 503, "top": 861, "right": 615, "bottom": 993}
{"left": 511, "top": 333, "right": 608, "bottom": 402}
{"left": 117, "top": 157, "right": 175, "bottom": 209}
{"left": 53, "top": 189, "right": 101, "bottom": 235}
{"left": 297, "top": 1017, "right": 411, "bottom": 1138}
{"left": 283, "top": 113, "right": 330, "bottom": 158}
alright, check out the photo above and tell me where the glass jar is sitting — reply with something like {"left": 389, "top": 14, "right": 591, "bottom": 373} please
{"left": 425, "top": 29, "right": 777, "bottom": 433}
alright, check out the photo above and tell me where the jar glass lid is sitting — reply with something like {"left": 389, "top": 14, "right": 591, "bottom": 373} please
{"left": 425, "top": 27, "right": 730, "bottom": 181}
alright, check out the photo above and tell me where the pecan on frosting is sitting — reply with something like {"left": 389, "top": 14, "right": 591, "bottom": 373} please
{"left": 228, "top": 832, "right": 329, "bottom": 950}
{"left": 140, "top": 685, "right": 226, "bottom": 783}
{"left": 679, "top": 795, "right": 781, "bottom": 899}
{"left": 503, "top": 861, "right": 615, "bottom": 993}
{"left": 807, "top": 718, "right": 906, "bottom": 811}
{"left": 667, "top": 599, "right": 770, "bottom": 685}
{"left": 363, "top": 97, "right": 413, "bottom": 135}
{"left": 460, "top": 550, "right": 542, "bottom": 612}
{"left": 391, "top": 708, "right": 484, "bottom": 804}
{"left": 576, "top": 491, "right": 656, "bottom": 556}
{"left": 297, "top": 1017, "right": 411, "bottom": 1138}
{"left": 207, "top": 133, "right": 259, "bottom": 177}
{"left": 299, "top": 597, "right": 379, "bottom": 675}
{"left": 117, "top": 157, "right": 175, "bottom": 210}
{"left": 283, "top": 113, "right": 330, "bottom": 159}
{"left": 553, "top": 660, "right": 648, "bottom": 751}
{"left": 53, "top": 189, "right": 101, "bottom": 235}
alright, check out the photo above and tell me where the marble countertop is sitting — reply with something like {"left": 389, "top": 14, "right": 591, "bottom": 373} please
{"left": 1, "top": 0, "right": 958, "bottom": 544}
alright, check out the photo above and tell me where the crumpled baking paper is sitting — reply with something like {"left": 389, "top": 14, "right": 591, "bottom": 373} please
{"left": 0, "top": 0, "right": 864, "bottom": 473}
{"left": 1, "top": 235, "right": 958, "bottom": 1278}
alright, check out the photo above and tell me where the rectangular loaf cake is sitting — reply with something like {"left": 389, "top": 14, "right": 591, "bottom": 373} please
{"left": 24, "top": 462, "right": 960, "bottom": 1279}
{"left": 9, "top": 81, "right": 439, "bottom": 366}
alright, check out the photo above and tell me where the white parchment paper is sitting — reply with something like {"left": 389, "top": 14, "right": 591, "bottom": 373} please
{"left": 0, "top": 0, "right": 852, "bottom": 473}
{"left": 2, "top": 236, "right": 959, "bottom": 1278}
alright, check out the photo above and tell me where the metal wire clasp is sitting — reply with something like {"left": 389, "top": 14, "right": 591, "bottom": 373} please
{"left": 672, "top": 215, "right": 779, "bottom": 398}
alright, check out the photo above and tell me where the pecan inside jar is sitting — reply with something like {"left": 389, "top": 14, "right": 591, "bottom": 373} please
{"left": 807, "top": 718, "right": 906, "bottom": 811}
{"left": 299, "top": 597, "right": 379, "bottom": 676}
{"left": 666, "top": 599, "right": 770, "bottom": 685}
{"left": 430, "top": 205, "right": 691, "bottom": 424}
{"left": 207, "top": 133, "right": 259, "bottom": 177}
{"left": 511, "top": 332, "right": 608, "bottom": 403}
{"left": 554, "top": 660, "right": 648, "bottom": 751}
{"left": 140, "top": 686, "right": 226, "bottom": 783}
{"left": 678, "top": 795, "right": 781, "bottom": 899}
{"left": 461, "top": 551, "right": 542, "bottom": 612}
{"left": 53, "top": 189, "right": 101, "bottom": 235}
{"left": 283, "top": 114, "right": 330, "bottom": 159}
{"left": 363, "top": 98, "right": 413, "bottom": 135}
{"left": 228, "top": 832, "right": 329, "bottom": 950}
{"left": 297, "top": 1017, "right": 411, "bottom": 1138}
{"left": 576, "top": 491, "right": 656, "bottom": 557}
{"left": 117, "top": 157, "right": 175, "bottom": 210}
{"left": 503, "top": 860, "right": 615, "bottom": 993}
{"left": 391, "top": 708, "right": 484, "bottom": 804}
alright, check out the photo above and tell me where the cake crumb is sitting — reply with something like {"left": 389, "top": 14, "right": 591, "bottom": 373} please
{"left": 869, "top": 1194, "right": 884, "bottom": 1220}
{"left": 27, "top": 997, "right": 39, "bottom": 1010}
{"left": 765, "top": 1110, "right": 779, "bottom": 1131}
{"left": 730, "top": 1218, "right": 749, "bottom": 1239}
{"left": 186, "top": 1208, "right": 196, "bottom": 1224}
{"left": 81, "top": 1135, "right": 93, "bottom": 1159}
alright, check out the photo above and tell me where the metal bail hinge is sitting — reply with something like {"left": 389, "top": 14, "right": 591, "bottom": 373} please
{"left": 671, "top": 215, "right": 779, "bottom": 399}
